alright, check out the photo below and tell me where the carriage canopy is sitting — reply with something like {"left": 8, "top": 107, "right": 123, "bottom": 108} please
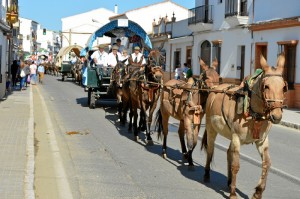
{"left": 84, "top": 19, "right": 152, "bottom": 53}
{"left": 57, "top": 44, "right": 83, "bottom": 58}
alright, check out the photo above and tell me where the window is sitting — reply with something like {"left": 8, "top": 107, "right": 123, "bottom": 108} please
{"left": 278, "top": 40, "right": 298, "bottom": 89}
{"left": 174, "top": 49, "right": 181, "bottom": 71}
{"left": 200, "top": 40, "right": 211, "bottom": 72}
{"left": 186, "top": 47, "right": 192, "bottom": 68}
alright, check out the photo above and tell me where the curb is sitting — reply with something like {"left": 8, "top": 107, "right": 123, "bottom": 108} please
{"left": 279, "top": 120, "right": 300, "bottom": 130}
{"left": 24, "top": 86, "right": 35, "bottom": 199}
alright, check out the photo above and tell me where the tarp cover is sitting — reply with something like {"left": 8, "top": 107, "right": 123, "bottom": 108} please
{"left": 86, "top": 19, "right": 152, "bottom": 50}
{"left": 56, "top": 45, "right": 83, "bottom": 58}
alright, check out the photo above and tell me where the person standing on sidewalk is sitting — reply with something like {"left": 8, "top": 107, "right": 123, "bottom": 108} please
{"left": 30, "top": 61, "right": 37, "bottom": 85}
{"left": 19, "top": 61, "right": 27, "bottom": 90}
{"left": 11, "top": 60, "right": 19, "bottom": 87}
{"left": 37, "top": 63, "right": 45, "bottom": 84}
{"left": 24, "top": 61, "right": 31, "bottom": 88}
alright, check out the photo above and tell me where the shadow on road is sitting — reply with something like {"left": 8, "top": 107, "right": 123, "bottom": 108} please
{"left": 102, "top": 105, "right": 249, "bottom": 199}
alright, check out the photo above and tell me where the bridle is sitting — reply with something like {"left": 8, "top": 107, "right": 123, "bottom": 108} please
{"left": 250, "top": 73, "right": 288, "bottom": 119}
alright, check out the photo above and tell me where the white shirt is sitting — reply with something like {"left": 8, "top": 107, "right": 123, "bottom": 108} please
{"left": 107, "top": 52, "right": 122, "bottom": 67}
{"left": 91, "top": 50, "right": 108, "bottom": 66}
{"left": 119, "top": 54, "right": 129, "bottom": 65}
{"left": 130, "top": 52, "right": 146, "bottom": 65}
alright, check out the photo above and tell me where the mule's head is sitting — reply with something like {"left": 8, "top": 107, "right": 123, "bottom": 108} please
{"left": 148, "top": 49, "right": 165, "bottom": 67}
{"left": 113, "top": 60, "right": 127, "bottom": 84}
{"left": 199, "top": 57, "right": 220, "bottom": 88}
{"left": 148, "top": 66, "right": 164, "bottom": 83}
{"left": 260, "top": 54, "right": 288, "bottom": 124}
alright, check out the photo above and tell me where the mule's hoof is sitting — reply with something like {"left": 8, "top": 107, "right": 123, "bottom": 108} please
{"left": 146, "top": 139, "right": 154, "bottom": 146}
{"left": 229, "top": 193, "right": 238, "bottom": 199}
{"left": 162, "top": 153, "right": 167, "bottom": 159}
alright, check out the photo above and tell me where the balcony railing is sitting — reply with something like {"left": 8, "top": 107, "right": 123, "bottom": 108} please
{"left": 188, "top": 5, "right": 213, "bottom": 25}
{"left": 225, "top": 0, "right": 248, "bottom": 17}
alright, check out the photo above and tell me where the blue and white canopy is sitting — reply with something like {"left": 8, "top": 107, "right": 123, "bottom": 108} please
{"left": 84, "top": 19, "right": 152, "bottom": 52}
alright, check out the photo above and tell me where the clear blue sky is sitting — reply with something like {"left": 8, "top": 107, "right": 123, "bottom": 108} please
{"left": 19, "top": 0, "right": 194, "bottom": 32}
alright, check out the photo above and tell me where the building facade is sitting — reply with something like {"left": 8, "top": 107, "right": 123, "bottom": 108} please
{"left": 0, "top": 0, "right": 18, "bottom": 98}
{"left": 249, "top": 0, "right": 300, "bottom": 108}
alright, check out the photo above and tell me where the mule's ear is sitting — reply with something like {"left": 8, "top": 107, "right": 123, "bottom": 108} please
{"left": 199, "top": 58, "right": 206, "bottom": 67}
{"left": 276, "top": 53, "right": 285, "bottom": 74}
{"left": 260, "top": 54, "right": 270, "bottom": 72}
{"left": 211, "top": 57, "right": 218, "bottom": 70}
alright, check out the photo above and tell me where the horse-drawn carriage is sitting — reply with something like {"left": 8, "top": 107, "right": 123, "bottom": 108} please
{"left": 56, "top": 44, "right": 83, "bottom": 81}
{"left": 81, "top": 19, "right": 155, "bottom": 109}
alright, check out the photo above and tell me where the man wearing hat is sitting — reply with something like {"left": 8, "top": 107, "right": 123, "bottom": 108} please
{"left": 107, "top": 45, "right": 122, "bottom": 68}
{"left": 91, "top": 44, "right": 108, "bottom": 67}
{"left": 129, "top": 46, "right": 146, "bottom": 67}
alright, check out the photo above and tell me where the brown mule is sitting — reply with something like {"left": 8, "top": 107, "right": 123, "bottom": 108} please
{"left": 125, "top": 50, "right": 164, "bottom": 144}
{"left": 155, "top": 58, "right": 220, "bottom": 166}
{"left": 201, "top": 54, "right": 288, "bottom": 199}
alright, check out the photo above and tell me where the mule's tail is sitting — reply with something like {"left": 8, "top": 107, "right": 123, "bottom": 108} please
{"left": 154, "top": 109, "right": 163, "bottom": 140}
{"left": 201, "top": 128, "right": 208, "bottom": 152}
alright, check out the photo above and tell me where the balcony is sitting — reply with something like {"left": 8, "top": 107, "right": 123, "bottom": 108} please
{"left": 224, "top": 0, "right": 249, "bottom": 27}
{"left": 188, "top": 5, "right": 213, "bottom": 32}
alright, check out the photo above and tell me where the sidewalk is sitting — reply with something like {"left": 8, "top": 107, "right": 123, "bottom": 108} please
{"left": 0, "top": 84, "right": 299, "bottom": 198}
{"left": 0, "top": 86, "right": 34, "bottom": 199}
{"left": 280, "top": 108, "right": 300, "bottom": 130}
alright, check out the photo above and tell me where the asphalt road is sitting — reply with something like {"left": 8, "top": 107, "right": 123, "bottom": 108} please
{"left": 35, "top": 75, "right": 300, "bottom": 199}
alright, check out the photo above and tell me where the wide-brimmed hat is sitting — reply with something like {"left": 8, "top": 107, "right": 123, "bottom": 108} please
{"left": 112, "top": 45, "right": 118, "bottom": 50}
{"left": 134, "top": 46, "right": 140, "bottom": 50}
{"left": 98, "top": 44, "right": 106, "bottom": 49}
{"left": 122, "top": 49, "right": 128, "bottom": 53}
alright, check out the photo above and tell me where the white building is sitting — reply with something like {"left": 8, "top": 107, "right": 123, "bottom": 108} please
{"left": 61, "top": 0, "right": 189, "bottom": 51}
{"left": 61, "top": 7, "right": 116, "bottom": 48}
{"left": 249, "top": 0, "right": 300, "bottom": 108}
{"left": 19, "top": 17, "right": 38, "bottom": 58}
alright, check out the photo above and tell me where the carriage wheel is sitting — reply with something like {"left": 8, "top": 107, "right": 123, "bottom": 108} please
{"left": 89, "top": 91, "right": 96, "bottom": 109}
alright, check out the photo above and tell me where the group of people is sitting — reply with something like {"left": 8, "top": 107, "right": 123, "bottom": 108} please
{"left": 10, "top": 60, "right": 46, "bottom": 91}
{"left": 174, "top": 62, "right": 193, "bottom": 80}
{"left": 80, "top": 38, "right": 146, "bottom": 86}
{"left": 90, "top": 38, "right": 145, "bottom": 68}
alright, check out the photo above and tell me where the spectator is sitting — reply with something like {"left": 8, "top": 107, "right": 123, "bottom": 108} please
{"left": 174, "top": 65, "right": 182, "bottom": 80}
{"left": 19, "top": 61, "right": 27, "bottom": 91}
{"left": 24, "top": 61, "right": 31, "bottom": 87}
{"left": 11, "top": 60, "right": 19, "bottom": 87}
{"left": 29, "top": 61, "right": 37, "bottom": 85}
{"left": 182, "top": 63, "right": 193, "bottom": 80}
{"left": 37, "top": 63, "right": 45, "bottom": 84}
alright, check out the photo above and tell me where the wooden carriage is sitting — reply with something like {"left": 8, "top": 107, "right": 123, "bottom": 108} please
{"left": 81, "top": 19, "right": 153, "bottom": 109}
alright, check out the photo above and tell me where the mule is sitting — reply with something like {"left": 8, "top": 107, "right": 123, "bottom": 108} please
{"left": 121, "top": 49, "right": 164, "bottom": 144}
{"left": 201, "top": 54, "right": 287, "bottom": 199}
{"left": 155, "top": 58, "right": 220, "bottom": 166}
{"left": 109, "top": 59, "right": 128, "bottom": 121}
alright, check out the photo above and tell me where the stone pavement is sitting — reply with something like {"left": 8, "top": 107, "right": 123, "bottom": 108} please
{"left": 0, "top": 86, "right": 34, "bottom": 199}
{"left": 0, "top": 83, "right": 299, "bottom": 199}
